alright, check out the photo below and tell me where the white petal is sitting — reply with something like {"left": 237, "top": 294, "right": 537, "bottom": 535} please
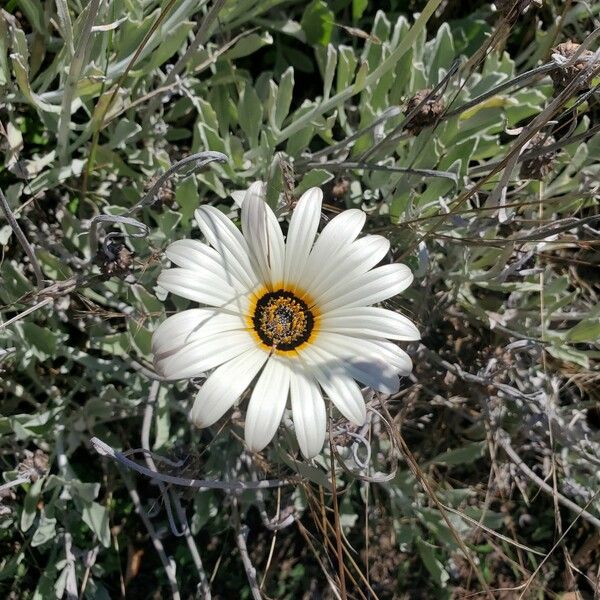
{"left": 300, "top": 346, "right": 366, "bottom": 425}
{"left": 190, "top": 347, "right": 269, "bottom": 428}
{"left": 283, "top": 188, "right": 322, "bottom": 289}
{"left": 151, "top": 308, "right": 246, "bottom": 360}
{"left": 165, "top": 239, "right": 250, "bottom": 293}
{"left": 315, "top": 332, "right": 413, "bottom": 375}
{"left": 289, "top": 362, "right": 327, "bottom": 458}
{"left": 232, "top": 181, "right": 265, "bottom": 207}
{"left": 157, "top": 268, "right": 248, "bottom": 313}
{"left": 342, "top": 359, "right": 400, "bottom": 394}
{"left": 316, "top": 263, "right": 413, "bottom": 313}
{"left": 241, "top": 183, "right": 285, "bottom": 288}
{"left": 195, "top": 205, "right": 259, "bottom": 291}
{"left": 298, "top": 209, "right": 365, "bottom": 290}
{"left": 320, "top": 306, "right": 420, "bottom": 341}
{"left": 300, "top": 340, "right": 399, "bottom": 394}
{"left": 244, "top": 356, "right": 290, "bottom": 451}
{"left": 310, "top": 235, "right": 390, "bottom": 301}
{"left": 155, "top": 329, "right": 256, "bottom": 379}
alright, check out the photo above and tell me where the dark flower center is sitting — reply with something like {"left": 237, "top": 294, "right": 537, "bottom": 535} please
{"left": 252, "top": 290, "right": 314, "bottom": 351}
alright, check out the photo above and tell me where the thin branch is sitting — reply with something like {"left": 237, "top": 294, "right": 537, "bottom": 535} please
{"left": 302, "top": 160, "right": 458, "bottom": 183}
{"left": 361, "top": 59, "right": 460, "bottom": 162}
{"left": 297, "top": 107, "right": 401, "bottom": 165}
{"left": 120, "top": 466, "right": 181, "bottom": 599}
{"left": 0, "top": 477, "right": 30, "bottom": 493}
{"left": 232, "top": 500, "right": 262, "bottom": 600}
{"left": 498, "top": 434, "right": 600, "bottom": 530}
{"left": 87, "top": 151, "right": 227, "bottom": 256}
{"left": 126, "top": 151, "right": 228, "bottom": 216}
{"left": 329, "top": 438, "right": 347, "bottom": 600}
{"left": 422, "top": 346, "right": 539, "bottom": 402}
{"left": 0, "top": 188, "right": 45, "bottom": 289}
{"left": 439, "top": 502, "right": 545, "bottom": 556}
{"left": 82, "top": 0, "right": 180, "bottom": 194}
{"left": 141, "top": 382, "right": 212, "bottom": 598}
{"left": 296, "top": 520, "right": 344, "bottom": 600}
{"left": 303, "top": 488, "right": 378, "bottom": 599}
{"left": 445, "top": 62, "right": 558, "bottom": 119}
{"left": 517, "top": 487, "right": 600, "bottom": 598}
{"left": 380, "top": 401, "right": 496, "bottom": 600}
{"left": 0, "top": 297, "right": 53, "bottom": 332}
{"left": 90, "top": 436, "right": 294, "bottom": 490}
{"left": 468, "top": 122, "right": 600, "bottom": 176}
{"left": 420, "top": 349, "right": 600, "bottom": 529}
{"left": 79, "top": 546, "right": 100, "bottom": 597}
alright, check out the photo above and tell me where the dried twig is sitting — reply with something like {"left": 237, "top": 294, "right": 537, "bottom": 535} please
{"left": 120, "top": 467, "right": 181, "bottom": 599}
{"left": 328, "top": 438, "right": 347, "bottom": 600}
{"left": 0, "top": 297, "right": 53, "bottom": 332}
{"left": 0, "top": 188, "right": 45, "bottom": 289}
{"left": 244, "top": 460, "right": 296, "bottom": 532}
{"left": 498, "top": 433, "right": 600, "bottom": 530}
{"left": 0, "top": 477, "right": 30, "bottom": 493}
{"left": 302, "top": 160, "right": 458, "bottom": 183}
{"left": 361, "top": 60, "right": 459, "bottom": 162}
{"left": 422, "top": 347, "right": 600, "bottom": 529}
{"left": 126, "top": 151, "right": 227, "bottom": 215}
{"left": 298, "top": 106, "right": 401, "bottom": 165}
{"left": 518, "top": 487, "right": 600, "bottom": 598}
{"left": 141, "top": 381, "right": 212, "bottom": 598}
{"left": 380, "top": 401, "right": 496, "bottom": 600}
{"left": 331, "top": 409, "right": 399, "bottom": 483}
{"left": 232, "top": 500, "right": 262, "bottom": 600}
{"left": 90, "top": 436, "right": 294, "bottom": 490}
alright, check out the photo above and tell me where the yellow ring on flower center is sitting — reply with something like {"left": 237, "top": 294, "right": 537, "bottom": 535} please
{"left": 247, "top": 286, "right": 318, "bottom": 353}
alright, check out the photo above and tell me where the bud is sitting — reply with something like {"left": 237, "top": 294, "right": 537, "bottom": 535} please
{"left": 550, "top": 41, "right": 596, "bottom": 93}
{"left": 519, "top": 133, "right": 557, "bottom": 180}
{"left": 403, "top": 89, "right": 445, "bottom": 135}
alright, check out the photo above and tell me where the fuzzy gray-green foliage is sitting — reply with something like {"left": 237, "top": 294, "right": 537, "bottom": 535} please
{"left": 1, "top": 0, "right": 599, "bottom": 597}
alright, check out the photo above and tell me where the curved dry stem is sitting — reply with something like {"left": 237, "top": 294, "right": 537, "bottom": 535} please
{"left": 0, "top": 188, "right": 45, "bottom": 289}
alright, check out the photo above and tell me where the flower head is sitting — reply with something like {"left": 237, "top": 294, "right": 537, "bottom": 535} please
{"left": 152, "top": 185, "right": 419, "bottom": 457}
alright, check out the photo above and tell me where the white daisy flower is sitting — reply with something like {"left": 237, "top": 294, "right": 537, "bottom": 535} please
{"left": 152, "top": 184, "right": 419, "bottom": 458}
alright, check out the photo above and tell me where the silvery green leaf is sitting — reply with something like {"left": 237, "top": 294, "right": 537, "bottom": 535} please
{"left": 20, "top": 478, "right": 44, "bottom": 533}
{"left": 220, "top": 31, "right": 273, "bottom": 61}
{"left": 238, "top": 83, "right": 262, "bottom": 148}
{"left": 274, "top": 67, "right": 294, "bottom": 130}
{"left": 416, "top": 538, "right": 450, "bottom": 588}
{"left": 300, "top": 0, "right": 334, "bottom": 46}
{"left": 31, "top": 511, "right": 57, "bottom": 547}
{"left": 82, "top": 501, "right": 110, "bottom": 548}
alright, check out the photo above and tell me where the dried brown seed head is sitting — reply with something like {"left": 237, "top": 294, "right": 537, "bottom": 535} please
{"left": 519, "top": 132, "right": 557, "bottom": 181}
{"left": 17, "top": 449, "right": 49, "bottom": 482}
{"left": 404, "top": 89, "right": 445, "bottom": 135}
{"left": 550, "top": 41, "right": 596, "bottom": 93}
{"left": 332, "top": 177, "right": 351, "bottom": 198}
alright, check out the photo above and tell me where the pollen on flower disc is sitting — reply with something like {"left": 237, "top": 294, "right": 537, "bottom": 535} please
{"left": 252, "top": 289, "right": 315, "bottom": 351}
